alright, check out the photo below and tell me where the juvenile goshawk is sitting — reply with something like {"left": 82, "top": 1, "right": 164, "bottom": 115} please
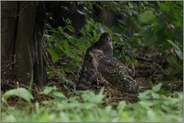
{"left": 89, "top": 49, "right": 142, "bottom": 94}
{"left": 76, "top": 32, "right": 113, "bottom": 90}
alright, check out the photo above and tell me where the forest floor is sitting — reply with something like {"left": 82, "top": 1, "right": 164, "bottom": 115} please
{"left": 1, "top": 48, "right": 183, "bottom": 122}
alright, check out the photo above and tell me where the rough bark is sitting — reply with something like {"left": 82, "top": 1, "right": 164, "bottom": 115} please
{"left": 2, "top": 1, "right": 46, "bottom": 89}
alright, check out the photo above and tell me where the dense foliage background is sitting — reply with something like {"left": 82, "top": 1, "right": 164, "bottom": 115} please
{"left": 2, "top": 1, "right": 183, "bottom": 122}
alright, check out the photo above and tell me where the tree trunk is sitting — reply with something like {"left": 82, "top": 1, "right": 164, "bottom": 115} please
{"left": 2, "top": 1, "right": 46, "bottom": 89}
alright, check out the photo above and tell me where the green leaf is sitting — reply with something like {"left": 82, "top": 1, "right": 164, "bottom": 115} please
{"left": 63, "top": 40, "right": 69, "bottom": 50}
{"left": 159, "top": 2, "right": 170, "bottom": 12}
{"left": 41, "top": 86, "right": 57, "bottom": 95}
{"left": 52, "top": 91, "right": 66, "bottom": 99}
{"left": 138, "top": 90, "right": 153, "bottom": 100}
{"left": 147, "top": 109, "right": 156, "bottom": 120}
{"left": 167, "top": 40, "right": 183, "bottom": 59}
{"left": 65, "top": 50, "right": 76, "bottom": 59}
{"left": 152, "top": 83, "right": 162, "bottom": 92}
{"left": 81, "top": 90, "right": 105, "bottom": 104}
{"left": 47, "top": 48, "right": 60, "bottom": 63}
{"left": 140, "top": 11, "right": 156, "bottom": 24}
{"left": 167, "top": 40, "right": 180, "bottom": 50}
{"left": 2, "top": 88, "right": 33, "bottom": 103}
{"left": 67, "top": 25, "right": 75, "bottom": 33}
{"left": 59, "top": 41, "right": 78, "bottom": 59}
{"left": 151, "top": 93, "right": 160, "bottom": 99}
{"left": 58, "top": 26, "right": 63, "bottom": 33}
{"left": 175, "top": 49, "right": 183, "bottom": 60}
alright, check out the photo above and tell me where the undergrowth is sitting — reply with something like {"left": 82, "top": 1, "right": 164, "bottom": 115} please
{"left": 1, "top": 84, "right": 183, "bottom": 122}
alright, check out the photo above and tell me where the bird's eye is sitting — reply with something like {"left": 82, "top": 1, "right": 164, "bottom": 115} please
{"left": 106, "top": 36, "right": 111, "bottom": 42}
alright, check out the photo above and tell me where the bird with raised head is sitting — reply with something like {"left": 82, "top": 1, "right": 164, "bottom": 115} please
{"left": 88, "top": 49, "right": 142, "bottom": 94}
{"left": 76, "top": 32, "right": 113, "bottom": 90}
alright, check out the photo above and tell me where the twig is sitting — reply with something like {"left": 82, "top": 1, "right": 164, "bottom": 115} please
{"left": 147, "top": 67, "right": 160, "bottom": 81}
{"left": 154, "top": 62, "right": 174, "bottom": 80}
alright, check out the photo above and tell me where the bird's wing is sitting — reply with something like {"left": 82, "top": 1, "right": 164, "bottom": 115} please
{"left": 97, "top": 57, "right": 140, "bottom": 93}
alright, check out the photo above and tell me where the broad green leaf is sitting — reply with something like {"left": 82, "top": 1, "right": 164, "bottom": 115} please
{"left": 117, "top": 101, "right": 127, "bottom": 111}
{"left": 63, "top": 40, "right": 69, "bottom": 51}
{"left": 61, "top": 41, "right": 77, "bottom": 59}
{"left": 4, "top": 115, "right": 16, "bottom": 122}
{"left": 2, "top": 88, "right": 33, "bottom": 103}
{"left": 41, "top": 86, "right": 57, "bottom": 95}
{"left": 147, "top": 110, "right": 156, "bottom": 121}
{"left": 138, "top": 90, "right": 153, "bottom": 100}
{"left": 81, "top": 90, "right": 105, "bottom": 104}
{"left": 151, "top": 93, "right": 160, "bottom": 99}
{"left": 52, "top": 91, "right": 66, "bottom": 99}
{"left": 47, "top": 48, "right": 60, "bottom": 63}
{"left": 159, "top": 3, "right": 170, "bottom": 12}
{"left": 140, "top": 11, "right": 156, "bottom": 24}
{"left": 152, "top": 83, "right": 162, "bottom": 92}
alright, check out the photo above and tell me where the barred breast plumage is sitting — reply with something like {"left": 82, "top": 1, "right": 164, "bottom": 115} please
{"left": 76, "top": 32, "right": 113, "bottom": 90}
{"left": 89, "top": 49, "right": 141, "bottom": 94}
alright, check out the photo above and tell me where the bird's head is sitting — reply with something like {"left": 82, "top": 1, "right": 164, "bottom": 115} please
{"left": 99, "top": 32, "right": 112, "bottom": 45}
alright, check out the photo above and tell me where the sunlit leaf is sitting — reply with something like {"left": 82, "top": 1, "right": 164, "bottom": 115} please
{"left": 41, "top": 86, "right": 57, "bottom": 95}
{"left": 2, "top": 88, "right": 33, "bottom": 103}
{"left": 152, "top": 83, "right": 162, "bottom": 92}
{"left": 140, "top": 10, "right": 156, "bottom": 24}
{"left": 138, "top": 90, "right": 152, "bottom": 100}
{"left": 167, "top": 40, "right": 180, "bottom": 50}
{"left": 52, "top": 91, "right": 66, "bottom": 99}
{"left": 151, "top": 93, "right": 160, "bottom": 99}
{"left": 175, "top": 49, "right": 183, "bottom": 60}
{"left": 147, "top": 110, "right": 156, "bottom": 121}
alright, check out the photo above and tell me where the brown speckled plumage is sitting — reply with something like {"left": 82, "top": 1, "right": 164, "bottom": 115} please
{"left": 76, "top": 32, "right": 112, "bottom": 90}
{"left": 76, "top": 33, "right": 142, "bottom": 94}
{"left": 89, "top": 49, "right": 141, "bottom": 94}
